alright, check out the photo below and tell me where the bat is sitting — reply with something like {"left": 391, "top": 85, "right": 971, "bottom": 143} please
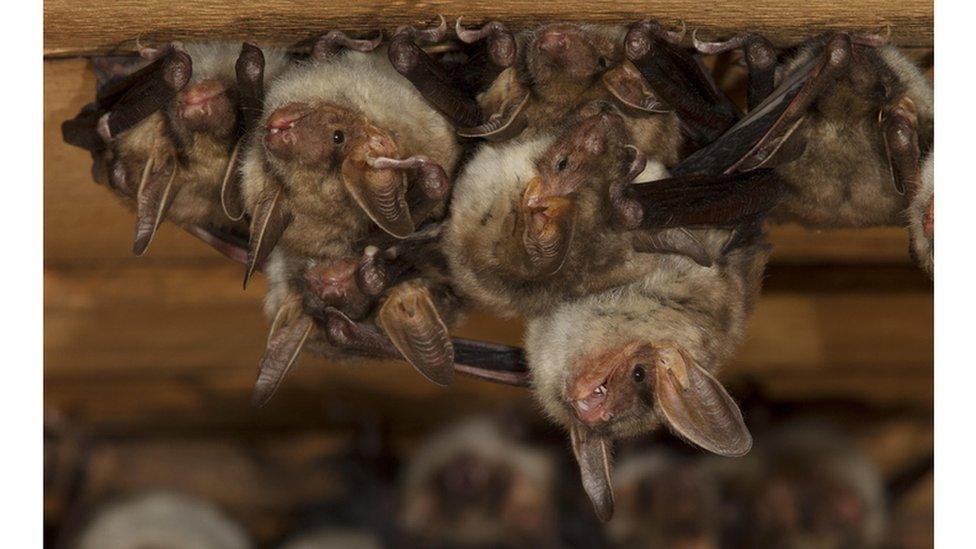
{"left": 392, "top": 18, "right": 734, "bottom": 159}
{"left": 61, "top": 42, "right": 290, "bottom": 260}
{"left": 398, "top": 417, "right": 559, "bottom": 548}
{"left": 237, "top": 28, "right": 460, "bottom": 287}
{"left": 687, "top": 31, "right": 935, "bottom": 276}
{"left": 523, "top": 226, "right": 769, "bottom": 521}
{"left": 736, "top": 421, "right": 888, "bottom": 548}
{"left": 443, "top": 101, "right": 784, "bottom": 318}
{"left": 608, "top": 450, "right": 722, "bottom": 549}
{"left": 251, "top": 237, "right": 532, "bottom": 405}
{"left": 70, "top": 492, "right": 252, "bottom": 549}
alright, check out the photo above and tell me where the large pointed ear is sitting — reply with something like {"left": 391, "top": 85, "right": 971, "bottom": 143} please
{"left": 377, "top": 282, "right": 455, "bottom": 386}
{"left": 458, "top": 69, "right": 529, "bottom": 141}
{"left": 602, "top": 61, "right": 670, "bottom": 115}
{"left": 570, "top": 423, "right": 615, "bottom": 522}
{"left": 340, "top": 132, "right": 414, "bottom": 238}
{"left": 631, "top": 228, "right": 714, "bottom": 267}
{"left": 653, "top": 346, "right": 752, "bottom": 457}
{"left": 252, "top": 303, "right": 314, "bottom": 407}
{"left": 244, "top": 185, "right": 291, "bottom": 288}
{"left": 132, "top": 155, "right": 179, "bottom": 256}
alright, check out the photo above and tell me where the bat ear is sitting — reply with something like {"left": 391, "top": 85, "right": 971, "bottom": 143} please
{"left": 570, "top": 423, "right": 615, "bottom": 522}
{"left": 133, "top": 155, "right": 179, "bottom": 256}
{"left": 253, "top": 296, "right": 314, "bottom": 407}
{"left": 632, "top": 228, "right": 715, "bottom": 267}
{"left": 244, "top": 185, "right": 292, "bottom": 289}
{"left": 602, "top": 61, "right": 670, "bottom": 115}
{"left": 377, "top": 282, "right": 455, "bottom": 386}
{"left": 653, "top": 345, "right": 752, "bottom": 457}
{"left": 458, "top": 70, "right": 529, "bottom": 141}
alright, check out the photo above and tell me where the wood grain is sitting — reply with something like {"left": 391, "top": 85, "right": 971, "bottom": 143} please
{"left": 43, "top": 0, "right": 933, "bottom": 57}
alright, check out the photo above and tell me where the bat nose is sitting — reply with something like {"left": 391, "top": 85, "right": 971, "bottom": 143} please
{"left": 537, "top": 30, "right": 570, "bottom": 55}
{"left": 178, "top": 79, "right": 229, "bottom": 126}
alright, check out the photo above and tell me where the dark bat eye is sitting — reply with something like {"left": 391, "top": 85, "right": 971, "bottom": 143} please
{"left": 597, "top": 57, "right": 608, "bottom": 70}
{"left": 555, "top": 157, "right": 569, "bottom": 172}
{"left": 332, "top": 130, "right": 345, "bottom": 144}
{"left": 632, "top": 365, "right": 646, "bottom": 383}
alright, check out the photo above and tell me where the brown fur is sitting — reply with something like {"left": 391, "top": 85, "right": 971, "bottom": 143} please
{"left": 524, "top": 238, "right": 769, "bottom": 440}
{"left": 112, "top": 43, "right": 289, "bottom": 236}
{"left": 771, "top": 43, "right": 933, "bottom": 229}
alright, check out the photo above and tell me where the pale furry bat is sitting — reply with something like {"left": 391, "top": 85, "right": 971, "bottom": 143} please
{"left": 234, "top": 30, "right": 469, "bottom": 386}
{"left": 391, "top": 18, "right": 736, "bottom": 153}
{"left": 524, "top": 230, "right": 769, "bottom": 520}
{"left": 252, "top": 238, "right": 531, "bottom": 405}
{"left": 62, "top": 42, "right": 290, "bottom": 260}
{"left": 731, "top": 421, "right": 888, "bottom": 548}
{"left": 685, "top": 32, "right": 935, "bottom": 276}
{"left": 398, "top": 417, "right": 559, "bottom": 548}
{"left": 444, "top": 102, "right": 783, "bottom": 318}
{"left": 237, "top": 28, "right": 460, "bottom": 287}
{"left": 609, "top": 450, "right": 723, "bottom": 549}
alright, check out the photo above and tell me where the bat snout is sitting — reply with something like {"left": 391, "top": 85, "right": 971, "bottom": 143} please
{"left": 177, "top": 79, "right": 233, "bottom": 131}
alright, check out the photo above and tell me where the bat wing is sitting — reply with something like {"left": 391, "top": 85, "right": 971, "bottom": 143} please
{"left": 672, "top": 53, "right": 821, "bottom": 176}
{"left": 62, "top": 48, "right": 193, "bottom": 151}
{"left": 628, "top": 169, "right": 787, "bottom": 229}
{"left": 452, "top": 339, "right": 530, "bottom": 387}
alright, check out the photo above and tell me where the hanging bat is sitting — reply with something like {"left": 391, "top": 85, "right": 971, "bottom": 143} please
{"left": 61, "top": 42, "right": 290, "bottom": 260}
{"left": 251, "top": 235, "right": 532, "bottom": 404}
{"left": 237, "top": 26, "right": 460, "bottom": 287}
{"left": 443, "top": 101, "right": 784, "bottom": 318}
{"left": 70, "top": 492, "right": 252, "bottom": 549}
{"left": 398, "top": 417, "right": 559, "bottom": 548}
{"left": 391, "top": 18, "right": 736, "bottom": 158}
{"left": 608, "top": 450, "right": 722, "bottom": 549}
{"left": 737, "top": 421, "right": 888, "bottom": 548}
{"left": 523, "top": 227, "right": 769, "bottom": 521}
{"left": 686, "top": 31, "right": 935, "bottom": 276}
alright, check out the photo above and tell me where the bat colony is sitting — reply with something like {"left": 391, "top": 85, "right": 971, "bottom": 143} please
{"left": 62, "top": 17, "right": 934, "bottom": 521}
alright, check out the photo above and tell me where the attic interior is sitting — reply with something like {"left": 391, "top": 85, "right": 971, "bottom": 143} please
{"left": 44, "top": 1, "right": 933, "bottom": 547}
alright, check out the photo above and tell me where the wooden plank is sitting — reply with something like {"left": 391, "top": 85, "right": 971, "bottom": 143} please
{"left": 44, "top": 0, "right": 933, "bottom": 57}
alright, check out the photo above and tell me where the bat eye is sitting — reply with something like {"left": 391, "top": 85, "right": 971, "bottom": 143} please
{"left": 631, "top": 365, "right": 646, "bottom": 384}
{"left": 332, "top": 130, "right": 345, "bottom": 144}
{"left": 597, "top": 57, "right": 608, "bottom": 70}
{"left": 555, "top": 157, "right": 569, "bottom": 172}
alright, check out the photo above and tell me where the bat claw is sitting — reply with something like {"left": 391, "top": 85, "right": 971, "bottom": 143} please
{"left": 312, "top": 30, "right": 383, "bottom": 59}
{"left": 455, "top": 18, "right": 516, "bottom": 67}
{"left": 396, "top": 14, "right": 447, "bottom": 43}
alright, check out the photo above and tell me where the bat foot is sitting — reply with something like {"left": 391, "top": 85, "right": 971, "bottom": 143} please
{"left": 312, "top": 30, "right": 382, "bottom": 60}
{"left": 455, "top": 17, "right": 516, "bottom": 67}
{"left": 394, "top": 14, "right": 447, "bottom": 43}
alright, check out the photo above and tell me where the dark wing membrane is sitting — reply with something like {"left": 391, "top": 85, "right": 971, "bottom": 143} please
{"left": 628, "top": 169, "right": 787, "bottom": 229}
{"left": 672, "top": 54, "right": 819, "bottom": 176}
{"left": 452, "top": 338, "right": 530, "bottom": 386}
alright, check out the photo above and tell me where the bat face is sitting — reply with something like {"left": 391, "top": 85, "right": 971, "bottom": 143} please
{"left": 525, "top": 24, "right": 621, "bottom": 89}
{"left": 400, "top": 420, "right": 557, "bottom": 546}
{"left": 519, "top": 106, "right": 631, "bottom": 275}
{"left": 611, "top": 454, "right": 721, "bottom": 549}
{"left": 173, "top": 77, "right": 238, "bottom": 137}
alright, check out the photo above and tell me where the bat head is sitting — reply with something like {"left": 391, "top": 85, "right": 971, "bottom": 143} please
{"left": 518, "top": 102, "right": 638, "bottom": 276}
{"left": 263, "top": 101, "right": 414, "bottom": 238}
{"left": 525, "top": 23, "right": 621, "bottom": 92}
{"left": 563, "top": 340, "right": 750, "bottom": 522}
{"left": 174, "top": 77, "right": 238, "bottom": 137}
{"left": 300, "top": 257, "right": 374, "bottom": 320}
{"left": 611, "top": 453, "right": 721, "bottom": 549}
{"left": 401, "top": 421, "right": 556, "bottom": 546}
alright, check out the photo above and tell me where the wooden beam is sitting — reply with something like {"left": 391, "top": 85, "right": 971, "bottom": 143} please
{"left": 44, "top": 0, "right": 932, "bottom": 57}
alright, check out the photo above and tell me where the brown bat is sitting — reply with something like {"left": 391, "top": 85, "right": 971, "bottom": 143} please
{"left": 399, "top": 417, "right": 559, "bottom": 548}
{"left": 390, "top": 18, "right": 737, "bottom": 158}
{"left": 237, "top": 29, "right": 460, "bottom": 287}
{"left": 609, "top": 450, "right": 723, "bottom": 549}
{"left": 444, "top": 101, "right": 783, "bottom": 318}
{"left": 62, "top": 42, "right": 290, "bottom": 260}
{"left": 735, "top": 421, "right": 888, "bottom": 548}
{"left": 686, "top": 31, "right": 935, "bottom": 276}
{"left": 523, "top": 229, "right": 769, "bottom": 520}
